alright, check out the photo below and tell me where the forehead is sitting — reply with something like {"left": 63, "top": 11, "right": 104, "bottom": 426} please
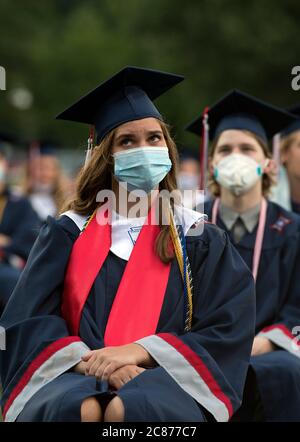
{"left": 291, "top": 130, "right": 300, "bottom": 142}
{"left": 216, "top": 129, "right": 260, "bottom": 146}
{"left": 40, "top": 155, "right": 58, "bottom": 165}
{"left": 114, "top": 117, "right": 162, "bottom": 135}
{"left": 31, "top": 155, "right": 58, "bottom": 166}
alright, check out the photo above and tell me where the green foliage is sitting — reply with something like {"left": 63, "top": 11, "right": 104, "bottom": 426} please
{"left": 0, "top": 0, "right": 299, "bottom": 149}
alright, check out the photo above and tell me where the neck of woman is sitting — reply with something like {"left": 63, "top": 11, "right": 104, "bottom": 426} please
{"left": 219, "top": 181, "right": 263, "bottom": 214}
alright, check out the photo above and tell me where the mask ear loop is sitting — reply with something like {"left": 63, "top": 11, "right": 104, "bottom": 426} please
{"left": 85, "top": 126, "right": 94, "bottom": 166}
{"left": 263, "top": 158, "right": 270, "bottom": 170}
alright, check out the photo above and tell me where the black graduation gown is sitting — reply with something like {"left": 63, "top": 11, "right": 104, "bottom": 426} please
{"left": 0, "top": 213, "right": 255, "bottom": 422}
{"left": 292, "top": 200, "right": 300, "bottom": 215}
{"left": 205, "top": 199, "right": 300, "bottom": 421}
{"left": 0, "top": 190, "right": 41, "bottom": 311}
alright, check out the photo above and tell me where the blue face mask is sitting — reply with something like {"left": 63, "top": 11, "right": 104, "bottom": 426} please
{"left": 113, "top": 146, "right": 172, "bottom": 193}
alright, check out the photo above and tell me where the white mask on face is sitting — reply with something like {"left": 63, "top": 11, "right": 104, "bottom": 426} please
{"left": 213, "top": 153, "right": 269, "bottom": 196}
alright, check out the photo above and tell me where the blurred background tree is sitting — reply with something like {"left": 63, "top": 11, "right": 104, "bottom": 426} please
{"left": 0, "top": 0, "right": 299, "bottom": 150}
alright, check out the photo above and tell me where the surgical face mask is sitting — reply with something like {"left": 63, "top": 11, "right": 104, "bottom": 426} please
{"left": 113, "top": 146, "right": 172, "bottom": 194}
{"left": 177, "top": 173, "right": 199, "bottom": 191}
{"left": 213, "top": 153, "right": 268, "bottom": 196}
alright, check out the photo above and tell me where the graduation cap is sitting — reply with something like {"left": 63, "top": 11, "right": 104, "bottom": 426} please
{"left": 37, "top": 139, "right": 60, "bottom": 156}
{"left": 185, "top": 90, "right": 297, "bottom": 189}
{"left": 281, "top": 103, "right": 300, "bottom": 137}
{"left": 186, "top": 89, "right": 297, "bottom": 142}
{"left": 27, "top": 139, "right": 59, "bottom": 161}
{"left": 56, "top": 66, "right": 184, "bottom": 145}
{"left": 176, "top": 143, "right": 198, "bottom": 162}
{"left": 179, "top": 150, "right": 199, "bottom": 162}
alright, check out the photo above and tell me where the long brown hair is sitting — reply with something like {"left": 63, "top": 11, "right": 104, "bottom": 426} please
{"left": 62, "top": 120, "right": 180, "bottom": 263}
{"left": 208, "top": 130, "right": 276, "bottom": 197}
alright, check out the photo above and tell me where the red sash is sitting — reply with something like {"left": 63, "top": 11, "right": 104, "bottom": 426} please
{"left": 61, "top": 205, "right": 171, "bottom": 345}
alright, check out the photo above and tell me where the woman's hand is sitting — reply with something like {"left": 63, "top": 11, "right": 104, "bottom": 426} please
{"left": 108, "top": 365, "right": 145, "bottom": 390}
{"left": 73, "top": 360, "right": 87, "bottom": 375}
{"left": 251, "top": 336, "right": 276, "bottom": 356}
{"left": 82, "top": 343, "right": 154, "bottom": 380}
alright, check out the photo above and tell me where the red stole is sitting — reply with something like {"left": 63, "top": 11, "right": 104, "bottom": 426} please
{"left": 61, "top": 205, "right": 171, "bottom": 345}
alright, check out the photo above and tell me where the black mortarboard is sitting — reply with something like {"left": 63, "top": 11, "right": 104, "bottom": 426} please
{"left": 37, "top": 139, "right": 59, "bottom": 156}
{"left": 178, "top": 146, "right": 199, "bottom": 162}
{"left": 281, "top": 104, "right": 300, "bottom": 137}
{"left": 56, "top": 66, "right": 184, "bottom": 142}
{"left": 27, "top": 139, "right": 60, "bottom": 163}
{"left": 186, "top": 89, "right": 297, "bottom": 143}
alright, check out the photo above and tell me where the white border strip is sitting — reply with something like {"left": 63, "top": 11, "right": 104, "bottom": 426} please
{"left": 259, "top": 328, "right": 300, "bottom": 358}
{"left": 5, "top": 341, "right": 90, "bottom": 422}
{"left": 135, "top": 335, "right": 230, "bottom": 422}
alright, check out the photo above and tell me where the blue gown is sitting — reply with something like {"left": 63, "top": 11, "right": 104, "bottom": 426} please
{"left": 292, "top": 200, "right": 300, "bottom": 215}
{"left": 0, "top": 189, "right": 41, "bottom": 312}
{"left": 0, "top": 213, "right": 255, "bottom": 422}
{"left": 205, "top": 199, "right": 300, "bottom": 421}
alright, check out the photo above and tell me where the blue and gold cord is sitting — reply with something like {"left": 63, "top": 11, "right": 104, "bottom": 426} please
{"left": 81, "top": 210, "right": 96, "bottom": 232}
{"left": 169, "top": 209, "right": 193, "bottom": 332}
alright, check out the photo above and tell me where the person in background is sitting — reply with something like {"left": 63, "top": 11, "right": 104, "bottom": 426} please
{"left": 23, "top": 141, "right": 68, "bottom": 222}
{"left": 0, "top": 133, "right": 40, "bottom": 314}
{"left": 271, "top": 104, "right": 300, "bottom": 214}
{"left": 177, "top": 149, "right": 207, "bottom": 209}
{"left": 186, "top": 90, "right": 300, "bottom": 422}
{"left": 177, "top": 150, "right": 200, "bottom": 190}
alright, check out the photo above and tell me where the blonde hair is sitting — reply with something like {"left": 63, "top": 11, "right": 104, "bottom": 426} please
{"left": 208, "top": 130, "right": 276, "bottom": 197}
{"left": 62, "top": 120, "right": 180, "bottom": 263}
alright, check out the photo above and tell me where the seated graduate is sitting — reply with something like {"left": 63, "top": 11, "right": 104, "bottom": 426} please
{"left": 22, "top": 141, "right": 69, "bottom": 222}
{"left": 186, "top": 90, "right": 300, "bottom": 421}
{"left": 271, "top": 104, "right": 300, "bottom": 215}
{"left": 0, "top": 137, "right": 41, "bottom": 314}
{"left": 0, "top": 68, "right": 255, "bottom": 423}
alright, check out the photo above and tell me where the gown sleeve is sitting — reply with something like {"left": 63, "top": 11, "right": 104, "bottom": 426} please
{"left": 258, "top": 217, "right": 300, "bottom": 358}
{"left": 0, "top": 215, "right": 91, "bottom": 422}
{"left": 135, "top": 223, "right": 256, "bottom": 422}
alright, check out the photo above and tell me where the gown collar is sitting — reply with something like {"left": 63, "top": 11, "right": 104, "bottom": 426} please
{"left": 219, "top": 202, "right": 261, "bottom": 233}
{"left": 61, "top": 205, "right": 205, "bottom": 261}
